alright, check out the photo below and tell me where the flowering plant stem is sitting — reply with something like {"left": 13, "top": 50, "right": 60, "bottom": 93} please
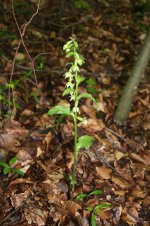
{"left": 48, "top": 37, "right": 95, "bottom": 195}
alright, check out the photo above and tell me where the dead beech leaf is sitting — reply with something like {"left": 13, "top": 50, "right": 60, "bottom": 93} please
{"left": 80, "top": 118, "right": 105, "bottom": 133}
{"left": 44, "top": 131, "right": 52, "bottom": 151}
{"left": 64, "top": 200, "right": 82, "bottom": 215}
{"left": 10, "top": 191, "right": 30, "bottom": 208}
{"left": 113, "top": 190, "right": 127, "bottom": 196}
{"left": 121, "top": 213, "right": 136, "bottom": 225}
{"left": 24, "top": 201, "right": 48, "bottom": 226}
{"left": 131, "top": 188, "right": 147, "bottom": 198}
{"left": 36, "top": 147, "right": 44, "bottom": 157}
{"left": 0, "top": 76, "right": 7, "bottom": 83}
{"left": 5, "top": 128, "right": 29, "bottom": 137}
{"left": 17, "top": 149, "right": 33, "bottom": 161}
{"left": 97, "top": 210, "right": 112, "bottom": 220}
{"left": 81, "top": 105, "right": 96, "bottom": 118}
{"left": 96, "top": 166, "right": 112, "bottom": 179}
{"left": 115, "top": 150, "right": 126, "bottom": 161}
{"left": 8, "top": 178, "right": 33, "bottom": 187}
{"left": 113, "top": 206, "right": 122, "bottom": 224}
{"left": 21, "top": 109, "right": 34, "bottom": 117}
{"left": 112, "top": 175, "right": 130, "bottom": 188}
{"left": 0, "top": 133, "right": 17, "bottom": 151}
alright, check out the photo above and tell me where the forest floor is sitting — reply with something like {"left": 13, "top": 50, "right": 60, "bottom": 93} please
{"left": 0, "top": 0, "right": 150, "bottom": 225}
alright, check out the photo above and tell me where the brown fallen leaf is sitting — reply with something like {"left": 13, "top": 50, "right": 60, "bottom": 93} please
{"left": 111, "top": 175, "right": 131, "bottom": 188}
{"left": 97, "top": 210, "right": 113, "bottom": 220}
{"left": 24, "top": 201, "right": 48, "bottom": 226}
{"left": 80, "top": 118, "right": 105, "bottom": 133}
{"left": 10, "top": 190, "right": 30, "bottom": 208}
{"left": 112, "top": 206, "right": 122, "bottom": 224}
{"left": 0, "top": 133, "right": 18, "bottom": 151}
{"left": 115, "top": 150, "right": 126, "bottom": 161}
{"left": 131, "top": 187, "right": 147, "bottom": 198}
{"left": 64, "top": 200, "right": 82, "bottom": 215}
{"left": 96, "top": 166, "right": 112, "bottom": 179}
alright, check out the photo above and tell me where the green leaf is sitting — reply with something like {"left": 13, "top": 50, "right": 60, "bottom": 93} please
{"left": 75, "top": 193, "right": 88, "bottom": 201}
{"left": 69, "top": 174, "right": 77, "bottom": 186}
{"left": 0, "top": 94, "right": 4, "bottom": 100}
{"left": 77, "top": 135, "right": 94, "bottom": 150}
{"left": 94, "top": 203, "right": 111, "bottom": 212}
{"left": 64, "top": 71, "right": 72, "bottom": 78}
{"left": 48, "top": 106, "right": 71, "bottom": 116}
{"left": 91, "top": 212, "right": 96, "bottom": 226}
{"left": 9, "top": 156, "right": 17, "bottom": 165}
{"left": 72, "top": 64, "right": 79, "bottom": 72}
{"left": 86, "top": 78, "right": 96, "bottom": 86}
{"left": 76, "top": 116, "right": 83, "bottom": 121}
{"left": 62, "top": 88, "right": 73, "bottom": 96}
{"left": 85, "top": 207, "right": 93, "bottom": 212}
{"left": 75, "top": 75, "right": 85, "bottom": 85}
{"left": 12, "top": 168, "right": 24, "bottom": 176}
{"left": 3, "top": 167, "right": 10, "bottom": 175}
{"left": 66, "top": 82, "right": 75, "bottom": 89}
{"left": 6, "top": 83, "right": 15, "bottom": 89}
{"left": 89, "top": 190, "right": 103, "bottom": 196}
{"left": 87, "top": 86, "right": 99, "bottom": 94}
{"left": 63, "top": 40, "right": 73, "bottom": 51}
{"left": 66, "top": 52, "right": 74, "bottom": 58}
{"left": 0, "top": 161, "right": 9, "bottom": 168}
{"left": 77, "top": 93, "right": 96, "bottom": 102}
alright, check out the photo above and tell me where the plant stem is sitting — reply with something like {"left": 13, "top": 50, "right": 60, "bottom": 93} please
{"left": 72, "top": 113, "right": 77, "bottom": 194}
{"left": 72, "top": 76, "right": 79, "bottom": 194}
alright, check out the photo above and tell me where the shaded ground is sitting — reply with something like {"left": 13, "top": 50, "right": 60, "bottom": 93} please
{"left": 0, "top": 0, "right": 150, "bottom": 225}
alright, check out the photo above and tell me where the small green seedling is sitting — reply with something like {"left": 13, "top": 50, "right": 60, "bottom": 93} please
{"left": 75, "top": 189, "right": 103, "bottom": 201}
{"left": 48, "top": 37, "right": 96, "bottom": 193}
{"left": 86, "top": 203, "right": 112, "bottom": 226}
{"left": 0, "top": 28, "right": 17, "bottom": 41}
{"left": 74, "top": 0, "right": 91, "bottom": 10}
{"left": 0, "top": 156, "right": 24, "bottom": 176}
{"left": 75, "top": 189, "right": 111, "bottom": 226}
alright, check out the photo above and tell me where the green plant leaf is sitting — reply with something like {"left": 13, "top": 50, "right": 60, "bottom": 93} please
{"left": 63, "top": 40, "right": 73, "bottom": 51}
{"left": 48, "top": 106, "right": 71, "bottom": 116}
{"left": 91, "top": 212, "right": 96, "bottom": 226}
{"left": 75, "top": 75, "right": 85, "bottom": 85}
{"left": 94, "top": 203, "right": 111, "bottom": 212}
{"left": 0, "top": 94, "right": 4, "bottom": 100}
{"left": 9, "top": 156, "right": 17, "bottom": 165}
{"left": 3, "top": 167, "right": 10, "bottom": 175}
{"left": 86, "top": 78, "right": 96, "bottom": 86}
{"left": 66, "top": 52, "right": 74, "bottom": 58}
{"left": 75, "top": 193, "right": 88, "bottom": 201}
{"left": 62, "top": 88, "right": 73, "bottom": 96}
{"left": 12, "top": 168, "right": 24, "bottom": 176}
{"left": 6, "top": 83, "right": 15, "bottom": 89}
{"left": 85, "top": 207, "right": 93, "bottom": 212}
{"left": 87, "top": 86, "right": 99, "bottom": 94}
{"left": 69, "top": 174, "right": 76, "bottom": 186}
{"left": 76, "top": 116, "right": 83, "bottom": 121}
{"left": 89, "top": 190, "right": 103, "bottom": 196}
{"left": 0, "top": 161, "right": 9, "bottom": 168}
{"left": 77, "top": 135, "right": 94, "bottom": 150}
{"left": 77, "top": 93, "right": 96, "bottom": 102}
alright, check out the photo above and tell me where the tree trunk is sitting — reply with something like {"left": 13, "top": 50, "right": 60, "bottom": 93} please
{"left": 114, "top": 30, "right": 150, "bottom": 125}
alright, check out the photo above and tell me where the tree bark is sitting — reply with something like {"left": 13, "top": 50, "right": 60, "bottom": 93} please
{"left": 114, "top": 30, "right": 150, "bottom": 125}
